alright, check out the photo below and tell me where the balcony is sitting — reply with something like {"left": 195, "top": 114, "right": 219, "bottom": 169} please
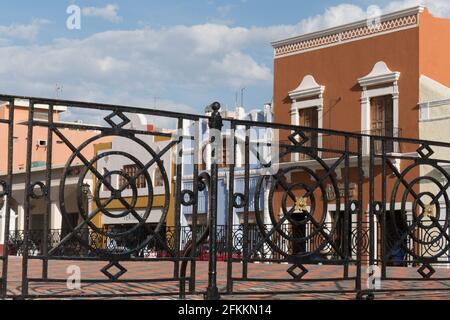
{"left": 361, "top": 127, "right": 402, "bottom": 154}
{"left": 278, "top": 127, "right": 402, "bottom": 163}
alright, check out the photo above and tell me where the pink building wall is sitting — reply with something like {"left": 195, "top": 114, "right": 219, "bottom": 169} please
{"left": 0, "top": 103, "right": 98, "bottom": 173}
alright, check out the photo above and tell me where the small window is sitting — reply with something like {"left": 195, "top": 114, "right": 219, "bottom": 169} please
{"left": 121, "top": 165, "right": 146, "bottom": 189}
{"left": 370, "top": 95, "right": 394, "bottom": 153}
{"left": 298, "top": 107, "right": 318, "bottom": 159}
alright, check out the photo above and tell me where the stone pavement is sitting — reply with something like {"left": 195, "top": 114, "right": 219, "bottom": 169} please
{"left": 1, "top": 257, "right": 450, "bottom": 300}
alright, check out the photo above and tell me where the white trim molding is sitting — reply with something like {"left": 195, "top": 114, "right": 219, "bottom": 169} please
{"left": 358, "top": 61, "right": 401, "bottom": 87}
{"left": 289, "top": 75, "right": 325, "bottom": 101}
{"left": 272, "top": 6, "right": 424, "bottom": 58}
{"left": 289, "top": 75, "right": 325, "bottom": 130}
{"left": 358, "top": 61, "right": 400, "bottom": 155}
{"left": 289, "top": 75, "right": 325, "bottom": 161}
{"left": 419, "top": 98, "right": 450, "bottom": 122}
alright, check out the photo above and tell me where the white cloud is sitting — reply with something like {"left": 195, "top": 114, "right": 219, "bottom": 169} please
{"left": 0, "top": 0, "right": 449, "bottom": 119}
{"left": 82, "top": 4, "right": 122, "bottom": 23}
{"left": 383, "top": 0, "right": 450, "bottom": 17}
{"left": 0, "top": 19, "right": 49, "bottom": 41}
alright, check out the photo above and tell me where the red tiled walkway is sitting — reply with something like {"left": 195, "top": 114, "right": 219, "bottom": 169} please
{"left": 1, "top": 257, "right": 450, "bottom": 300}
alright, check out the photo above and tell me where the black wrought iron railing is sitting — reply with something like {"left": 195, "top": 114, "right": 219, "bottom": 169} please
{"left": 362, "top": 127, "right": 402, "bottom": 153}
{"left": 1, "top": 93, "right": 449, "bottom": 300}
{"left": 7, "top": 222, "right": 370, "bottom": 260}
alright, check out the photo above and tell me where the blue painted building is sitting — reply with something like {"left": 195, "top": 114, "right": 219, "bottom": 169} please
{"left": 180, "top": 104, "right": 273, "bottom": 230}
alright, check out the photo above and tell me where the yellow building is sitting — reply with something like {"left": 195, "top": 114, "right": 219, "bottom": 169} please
{"left": 91, "top": 114, "right": 177, "bottom": 255}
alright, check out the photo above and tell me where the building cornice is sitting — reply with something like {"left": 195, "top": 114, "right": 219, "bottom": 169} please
{"left": 0, "top": 99, "right": 67, "bottom": 112}
{"left": 289, "top": 75, "right": 325, "bottom": 100}
{"left": 272, "top": 6, "right": 424, "bottom": 58}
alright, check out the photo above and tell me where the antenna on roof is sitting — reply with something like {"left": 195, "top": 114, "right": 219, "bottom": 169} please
{"left": 55, "top": 84, "right": 63, "bottom": 98}
{"left": 154, "top": 96, "right": 160, "bottom": 109}
{"left": 240, "top": 87, "right": 246, "bottom": 109}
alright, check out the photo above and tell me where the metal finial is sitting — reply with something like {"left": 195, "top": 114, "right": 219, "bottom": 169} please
{"left": 208, "top": 102, "right": 223, "bottom": 130}
{"left": 210, "top": 102, "right": 221, "bottom": 112}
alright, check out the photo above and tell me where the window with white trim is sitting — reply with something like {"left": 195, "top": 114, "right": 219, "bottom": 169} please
{"left": 358, "top": 61, "right": 400, "bottom": 154}
{"left": 288, "top": 75, "right": 325, "bottom": 160}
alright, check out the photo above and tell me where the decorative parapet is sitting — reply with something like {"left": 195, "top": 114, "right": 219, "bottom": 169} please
{"left": 272, "top": 6, "right": 424, "bottom": 58}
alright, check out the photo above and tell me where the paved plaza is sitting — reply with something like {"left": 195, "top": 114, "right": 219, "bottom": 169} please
{"left": 1, "top": 257, "right": 450, "bottom": 300}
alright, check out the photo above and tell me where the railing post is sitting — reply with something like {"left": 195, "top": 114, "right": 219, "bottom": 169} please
{"left": 206, "top": 102, "right": 222, "bottom": 300}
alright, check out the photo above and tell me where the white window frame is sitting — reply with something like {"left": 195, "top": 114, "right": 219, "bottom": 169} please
{"left": 289, "top": 75, "right": 325, "bottom": 161}
{"left": 358, "top": 61, "right": 400, "bottom": 155}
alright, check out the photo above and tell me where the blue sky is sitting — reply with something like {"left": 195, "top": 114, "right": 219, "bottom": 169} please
{"left": 0, "top": 0, "right": 448, "bottom": 122}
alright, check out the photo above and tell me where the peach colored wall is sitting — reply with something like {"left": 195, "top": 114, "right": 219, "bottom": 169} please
{"left": 0, "top": 105, "right": 98, "bottom": 173}
{"left": 271, "top": 15, "right": 431, "bottom": 223}
{"left": 273, "top": 27, "right": 420, "bottom": 141}
{"left": 419, "top": 9, "right": 450, "bottom": 87}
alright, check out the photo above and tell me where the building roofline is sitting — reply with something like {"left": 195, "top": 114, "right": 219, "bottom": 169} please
{"left": 271, "top": 6, "right": 425, "bottom": 48}
{"left": 0, "top": 163, "right": 84, "bottom": 177}
{"left": 0, "top": 99, "right": 67, "bottom": 112}
{"left": 271, "top": 6, "right": 425, "bottom": 57}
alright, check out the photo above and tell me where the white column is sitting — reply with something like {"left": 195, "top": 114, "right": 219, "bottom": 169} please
{"left": 360, "top": 91, "right": 371, "bottom": 155}
{"left": 9, "top": 207, "right": 16, "bottom": 232}
{"left": 317, "top": 106, "right": 324, "bottom": 157}
{"left": 50, "top": 202, "right": 62, "bottom": 230}
{"left": 263, "top": 184, "right": 272, "bottom": 259}
{"left": 17, "top": 204, "right": 25, "bottom": 231}
{"left": 235, "top": 143, "right": 242, "bottom": 168}
{"left": 392, "top": 86, "right": 400, "bottom": 152}
{"left": 290, "top": 106, "right": 299, "bottom": 162}
{"left": 0, "top": 197, "right": 5, "bottom": 244}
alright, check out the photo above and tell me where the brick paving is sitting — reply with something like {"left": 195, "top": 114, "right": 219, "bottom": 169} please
{"left": 1, "top": 256, "right": 450, "bottom": 300}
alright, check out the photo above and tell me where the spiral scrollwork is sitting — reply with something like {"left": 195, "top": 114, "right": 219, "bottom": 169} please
{"left": 58, "top": 132, "right": 170, "bottom": 258}
{"left": 389, "top": 160, "right": 450, "bottom": 261}
{"left": 254, "top": 146, "right": 344, "bottom": 261}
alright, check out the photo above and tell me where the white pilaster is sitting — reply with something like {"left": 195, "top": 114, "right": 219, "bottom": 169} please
{"left": 50, "top": 202, "right": 62, "bottom": 230}
{"left": 0, "top": 197, "right": 5, "bottom": 244}
{"left": 358, "top": 61, "right": 401, "bottom": 155}
{"left": 17, "top": 204, "right": 25, "bottom": 231}
{"left": 290, "top": 106, "right": 300, "bottom": 162}
{"left": 360, "top": 93, "right": 371, "bottom": 155}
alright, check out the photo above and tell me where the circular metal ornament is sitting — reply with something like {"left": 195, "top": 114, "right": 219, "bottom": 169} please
{"left": 232, "top": 193, "right": 246, "bottom": 209}
{"left": 29, "top": 181, "right": 47, "bottom": 199}
{"left": 349, "top": 200, "right": 359, "bottom": 214}
{"left": 254, "top": 148, "right": 342, "bottom": 260}
{"left": 181, "top": 190, "right": 196, "bottom": 206}
{"left": 389, "top": 161, "right": 450, "bottom": 261}
{"left": 59, "top": 132, "right": 170, "bottom": 258}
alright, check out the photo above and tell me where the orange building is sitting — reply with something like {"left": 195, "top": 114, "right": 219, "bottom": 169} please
{"left": 270, "top": 6, "right": 450, "bottom": 261}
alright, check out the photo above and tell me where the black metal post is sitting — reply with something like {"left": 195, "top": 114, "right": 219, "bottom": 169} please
{"left": 206, "top": 102, "right": 222, "bottom": 300}
{"left": 42, "top": 104, "right": 54, "bottom": 280}
{"left": 343, "top": 136, "right": 350, "bottom": 279}
{"left": 242, "top": 125, "right": 250, "bottom": 279}
{"left": 189, "top": 120, "right": 200, "bottom": 293}
{"left": 22, "top": 100, "right": 35, "bottom": 297}
{"left": 175, "top": 118, "right": 183, "bottom": 298}
{"left": 355, "top": 136, "right": 363, "bottom": 299}
{"left": 1, "top": 99, "right": 14, "bottom": 297}
{"left": 381, "top": 139, "right": 387, "bottom": 279}
{"left": 226, "top": 122, "right": 236, "bottom": 293}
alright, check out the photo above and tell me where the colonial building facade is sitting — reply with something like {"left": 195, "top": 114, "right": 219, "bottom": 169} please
{"left": 271, "top": 6, "right": 450, "bottom": 262}
{"left": 92, "top": 114, "right": 176, "bottom": 255}
{"left": 180, "top": 104, "right": 273, "bottom": 257}
{"left": 0, "top": 99, "right": 99, "bottom": 255}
